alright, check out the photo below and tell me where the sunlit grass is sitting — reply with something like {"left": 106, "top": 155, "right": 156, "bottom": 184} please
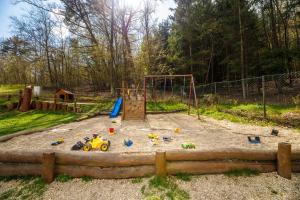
{"left": 0, "top": 110, "right": 79, "bottom": 136}
{"left": 0, "top": 84, "right": 23, "bottom": 94}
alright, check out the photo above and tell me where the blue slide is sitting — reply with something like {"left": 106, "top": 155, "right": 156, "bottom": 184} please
{"left": 110, "top": 97, "right": 123, "bottom": 118}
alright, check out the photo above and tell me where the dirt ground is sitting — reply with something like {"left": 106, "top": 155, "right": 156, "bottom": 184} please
{"left": 1, "top": 173, "right": 300, "bottom": 200}
{"left": 0, "top": 113, "right": 300, "bottom": 152}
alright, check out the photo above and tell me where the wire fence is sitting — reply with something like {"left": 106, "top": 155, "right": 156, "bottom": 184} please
{"left": 196, "top": 71, "right": 300, "bottom": 106}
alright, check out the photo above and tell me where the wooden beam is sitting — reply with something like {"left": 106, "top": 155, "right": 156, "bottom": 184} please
{"left": 166, "top": 149, "right": 277, "bottom": 161}
{"left": 0, "top": 151, "right": 43, "bottom": 163}
{"left": 144, "top": 74, "right": 193, "bottom": 78}
{"left": 55, "top": 152, "right": 155, "bottom": 167}
{"left": 155, "top": 151, "right": 167, "bottom": 176}
{"left": 42, "top": 152, "right": 55, "bottom": 183}
{"left": 167, "top": 161, "right": 276, "bottom": 175}
{"left": 0, "top": 163, "right": 42, "bottom": 176}
{"left": 56, "top": 165, "right": 155, "bottom": 179}
{"left": 277, "top": 142, "right": 291, "bottom": 179}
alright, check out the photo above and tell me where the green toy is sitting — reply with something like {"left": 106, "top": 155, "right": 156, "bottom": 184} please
{"left": 181, "top": 143, "right": 196, "bottom": 149}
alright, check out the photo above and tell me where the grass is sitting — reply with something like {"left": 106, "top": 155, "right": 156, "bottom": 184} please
{"left": 142, "top": 176, "right": 190, "bottom": 200}
{"left": 147, "top": 101, "right": 188, "bottom": 112}
{"left": 80, "top": 100, "right": 114, "bottom": 113}
{"left": 196, "top": 102, "right": 300, "bottom": 128}
{"left": 0, "top": 176, "right": 47, "bottom": 200}
{"left": 0, "top": 175, "right": 36, "bottom": 182}
{"left": 0, "top": 110, "right": 79, "bottom": 136}
{"left": 55, "top": 174, "right": 73, "bottom": 182}
{"left": 224, "top": 169, "right": 260, "bottom": 177}
{"left": 131, "top": 177, "right": 143, "bottom": 184}
{"left": 174, "top": 173, "right": 192, "bottom": 181}
{"left": 0, "top": 84, "right": 23, "bottom": 94}
{"left": 81, "top": 176, "right": 93, "bottom": 182}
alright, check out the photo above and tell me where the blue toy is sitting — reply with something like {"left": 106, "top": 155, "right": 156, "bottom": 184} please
{"left": 124, "top": 139, "right": 133, "bottom": 147}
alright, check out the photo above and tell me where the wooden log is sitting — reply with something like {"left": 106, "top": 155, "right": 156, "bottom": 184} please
{"left": 62, "top": 104, "right": 68, "bottom": 111}
{"left": 49, "top": 103, "right": 56, "bottom": 110}
{"left": 55, "top": 152, "right": 155, "bottom": 167}
{"left": 156, "top": 151, "right": 167, "bottom": 176}
{"left": 42, "top": 102, "right": 49, "bottom": 111}
{"left": 36, "top": 101, "right": 42, "bottom": 110}
{"left": 30, "top": 101, "right": 36, "bottom": 109}
{"left": 55, "top": 165, "right": 155, "bottom": 179}
{"left": 76, "top": 107, "right": 81, "bottom": 113}
{"left": 0, "top": 163, "right": 42, "bottom": 176}
{"left": 20, "top": 86, "right": 32, "bottom": 112}
{"left": 166, "top": 149, "right": 277, "bottom": 161}
{"left": 68, "top": 106, "right": 74, "bottom": 112}
{"left": 0, "top": 151, "right": 43, "bottom": 163}
{"left": 292, "top": 161, "right": 300, "bottom": 172}
{"left": 277, "top": 142, "right": 291, "bottom": 179}
{"left": 291, "top": 150, "right": 300, "bottom": 161}
{"left": 42, "top": 152, "right": 55, "bottom": 183}
{"left": 56, "top": 103, "right": 62, "bottom": 110}
{"left": 167, "top": 161, "right": 276, "bottom": 175}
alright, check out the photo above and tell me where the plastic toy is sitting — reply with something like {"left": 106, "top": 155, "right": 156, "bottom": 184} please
{"left": 151, "top": 139, "right": 160, "bottom": 146}
{"left": 181, "top": 142, "right": 196, "bottom": 149}
{"left": 83, "top": 134, "right": 111, "bottom": 151}
{"left": 124, "top": 139, "right": 133, "bottom": 147}
{"left": 174, "top": 128, "right": 181, "bottom": 133}
{"left": 271, "top": 129, "right": 279, "bottom": 136}
{"left": 248, "top": 136, "right": 261, "bottom": 144}
{"left": 148, "top": 133, "right": 158, "bottom": 139}
{"left": 163, "top": 136, "right": 173, "bottom": 142}
{"left": 109, "top": 128, "right": 115, "bottom": 135}
{"left": 71, "top": 141, "right": 84, "bottom": 150}
{"left": 51, "top": 138, "right": 64, "bottom": 146}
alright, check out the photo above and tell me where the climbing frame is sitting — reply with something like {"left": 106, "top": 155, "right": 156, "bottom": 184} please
{"left": 122, "top": 87, "right": 145, "bottom": 121}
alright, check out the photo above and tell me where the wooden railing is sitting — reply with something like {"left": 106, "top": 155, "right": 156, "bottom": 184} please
{"left": 0, "top": 143, "right": 298, "bottom": 183}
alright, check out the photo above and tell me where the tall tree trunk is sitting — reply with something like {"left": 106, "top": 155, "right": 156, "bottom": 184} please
{"left": 238, "top": 0, "right": 246, "bottom": 99}
{"left": 270, "top": 0, "right": 278, "bottom": 49}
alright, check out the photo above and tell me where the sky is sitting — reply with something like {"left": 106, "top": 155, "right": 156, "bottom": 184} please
{"left": 0, "top": 0, "right": 176, "bottom": 38}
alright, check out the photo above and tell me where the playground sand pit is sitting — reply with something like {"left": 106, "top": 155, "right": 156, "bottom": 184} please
{"left": 0, "top": 113, "right": 300, "bottom": 152}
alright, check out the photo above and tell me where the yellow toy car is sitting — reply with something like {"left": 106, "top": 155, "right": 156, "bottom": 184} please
{"left": 148, "top": 133, "right": 158, "bottom": 139}
{"left": 83, "top": 134, "right": 111, "bottom": 152}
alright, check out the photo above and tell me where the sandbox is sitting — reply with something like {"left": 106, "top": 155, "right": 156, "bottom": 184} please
{"left": 0, "top": 113, "right": 300, "bottom": 152}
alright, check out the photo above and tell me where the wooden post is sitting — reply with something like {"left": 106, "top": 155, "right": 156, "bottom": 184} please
{"left": 188, "top": 77, "right": 193, "bottom": 115}
{"left": 42, "top": 152, "right": 55, "bottom": 183}
{"left": 214, "top": 82, "right": 217, "bottom": 95}
{"left": 144, "top": 78, "right": 147, "bottom": 116}
{"left": 191, "top": 75, "right": 200, "bottom": 119}
{"left": 262, "top": 76, "right": 266, "bottom": 119}
{"left": 17, "top": 90, "right": 22, "bottom": 109}
{"left": 20, "top": 86, "right": 32, "bottom": 112}
{"left": 155, "top": 151, "right": 167, "bottom": 176}
{"left": 54, "top": 94, "right": 57, "bottom": 111}
{"left": 74, "top": 98, "right": 77, "bottom": 112}
{"left": 122, "top": 81, "right": 125, "bottom": 120}
{"left": 277, "top": 142, "right": 291, "bottom": 179}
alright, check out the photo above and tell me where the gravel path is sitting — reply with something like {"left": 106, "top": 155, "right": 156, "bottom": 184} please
{"left": 1, "top": 173, "right": 300, "bottom": 199}
{"left": 0, "top": 113, "right": 299, "bottom": 152}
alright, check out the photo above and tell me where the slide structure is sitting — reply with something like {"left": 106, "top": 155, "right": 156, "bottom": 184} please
{"left": 110, "top": 97, "right": 123, "bottom": 118}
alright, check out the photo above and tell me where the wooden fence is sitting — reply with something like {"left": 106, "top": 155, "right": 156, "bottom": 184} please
{"left": 0, "top": 143, "right": 299, "bottom": 183}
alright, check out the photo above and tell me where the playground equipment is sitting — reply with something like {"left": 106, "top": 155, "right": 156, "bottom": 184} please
{"left": 143, "top": 74, "right": 199, "bottom": 118}
{"left": 110, "top": 97, "right": 122, "bottom": 118}
{"left": 121, "top": 83, "right": 146, "bottom": 120}
{"left": 120, "top": 74, "right": 199, "bottom": 120}
{"left": 19, "top": 86, "right": 33, "bottom": 112}
{"left": 83, "top": 134, "right": 111, "bottom": 152}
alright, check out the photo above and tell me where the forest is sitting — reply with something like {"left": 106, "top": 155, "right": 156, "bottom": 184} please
{"left": 0, "top": 0, "right": 299, "bottom": 92}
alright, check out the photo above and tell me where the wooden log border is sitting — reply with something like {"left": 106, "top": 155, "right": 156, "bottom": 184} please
{"left": 0, "top": 145, "right": 299, "bottom": 182}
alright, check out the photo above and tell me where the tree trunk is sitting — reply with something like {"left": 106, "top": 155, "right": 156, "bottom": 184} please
{"left": 238, "top": 0, "right": 246, "bottom": 99}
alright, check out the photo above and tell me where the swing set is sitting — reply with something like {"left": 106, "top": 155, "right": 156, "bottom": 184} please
{"left": 143, "top": 74, "right": 199, "bottom": 118}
